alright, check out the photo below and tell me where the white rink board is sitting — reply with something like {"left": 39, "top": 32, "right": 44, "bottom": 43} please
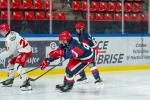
{"left": 95, "top": 37, "right": 150, "bottom": 66}
{"left": 1, "top": 36, "right": 150, "bottom": 69}
{"left": 43, "top": 36, "right": 150, "bottom": 67}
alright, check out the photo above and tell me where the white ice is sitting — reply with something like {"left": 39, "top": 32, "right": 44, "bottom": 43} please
{"left": 0, "top": 70, "right": 150, "bottom": 100}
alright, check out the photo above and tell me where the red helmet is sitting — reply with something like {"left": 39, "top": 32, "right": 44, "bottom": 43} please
{"left": 75, "top": 22, "right": 85, "bottom": 29}
{"left": 0, "top": 23, "right": 10, "bottom": 32}
{"left": 59, "top": 31, "right": 72, "bottom": 42}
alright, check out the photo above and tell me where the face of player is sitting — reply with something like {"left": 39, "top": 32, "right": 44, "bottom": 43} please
{"left": 60, "top": 40, "right": 69, "bottom": 46}
{"left": 0, "top": 30, "right": 7, "bottom": 37}
{"left": 76, "top": 28, "right": 83, "bottom": 34}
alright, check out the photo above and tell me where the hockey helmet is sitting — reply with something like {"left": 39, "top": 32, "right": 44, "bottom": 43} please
{"left": 0, "top": 23, "right": 10, "bottom": 36}
{"left": 59, "top": 31, "right": 72, "bottom": 45}
{"left": 75, "top": 22, "right": 85, "bottom": 29}
{"left": 59, "top": 31, "right": 72, "bottom": 42}
{"left": 0, "top": 23, "right": 10, "bottom": 32}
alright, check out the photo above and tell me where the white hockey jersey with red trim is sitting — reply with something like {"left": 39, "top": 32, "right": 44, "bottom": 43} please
{"left": 0, "top": 31, "right": 31, "bottom": 59}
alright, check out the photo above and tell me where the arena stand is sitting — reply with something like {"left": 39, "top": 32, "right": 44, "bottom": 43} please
{"left": 0, "top": 0, "right": 148, "bottom": 34}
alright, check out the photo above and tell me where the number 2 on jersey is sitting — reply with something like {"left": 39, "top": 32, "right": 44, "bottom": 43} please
{"left": 20, "top": 39, "right": 28, "bottom": 48}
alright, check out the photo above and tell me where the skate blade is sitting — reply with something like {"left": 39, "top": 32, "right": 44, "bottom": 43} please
{"left": 2, "top": 84, "right": 13, "bottom": 87}
{"left": 76, "top": 80, "right": 88, "bottom": 85}
{"left": 56, "top": 87, "right": 61, "bottom": 90}
{"left": 57, "top": 88, "right": 72, "bottom": 92}
{"left": 95, "top": 81, "right": 105, "bottom": 89}
{"left": 20, "top": 86, "right": 32, "bottom": 91}
{"left": 56, "top": 87, "right": 62, "bottom": 90}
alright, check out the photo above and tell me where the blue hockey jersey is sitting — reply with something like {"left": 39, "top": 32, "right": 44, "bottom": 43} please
{"left": 77, "top": 33, "right": 98, "bottom": 48}
{"left": 60, "top": 39, "right": 94, "bottom": 61}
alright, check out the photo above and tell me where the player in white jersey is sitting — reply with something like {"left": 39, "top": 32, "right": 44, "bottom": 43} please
{"left": 0, "top": 23, "right": 32, "bottom": 91}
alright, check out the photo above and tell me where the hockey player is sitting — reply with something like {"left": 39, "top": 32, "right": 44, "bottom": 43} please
{"left": 39, "top": 31, "right": 96, "bottom": 92}
{"left": 0, "top": 23, "right": 32, "bottom": 91}
{"left": 75, "top": 22, "right": 103, "bottom": 83}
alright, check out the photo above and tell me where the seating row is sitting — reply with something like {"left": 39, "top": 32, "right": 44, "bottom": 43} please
{"left": 72, "top": 1, "right": 142, "bottom": 12}
{"left": 0, "top": 11, "right": 66, "bottom": 20}
{"left": 0, "top": 0, "right": 57, "bottom": 10}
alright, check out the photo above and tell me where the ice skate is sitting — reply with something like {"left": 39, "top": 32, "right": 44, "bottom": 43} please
{"left": 56, "top": 83, "right": 66, "bottom": 89}
{"left": 57, "top": 82, "right": 74, "bottom": 92}
{"left": 20, "top": 78, "right": 32, "bottom": 91}
{"left": 2, "top": 78, "right": 14, "bottom": 87}
{"left": 76, "top": 76, "right": 88, "bottom": 85}
{"left": 94, "top": 77, "right": 104, "bottom": 88}
{"left": 95, "top": 77, "right": 103, "bottom": 83}
{"left": 77, "top": 76, "right": 87, "bottom": 82}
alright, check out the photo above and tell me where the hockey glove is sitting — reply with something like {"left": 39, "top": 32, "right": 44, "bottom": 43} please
{"left": 40, "top": 59, "right": 50, "bottom": 70}
{"left": 49, "top": 48, "right": 64, "bottom": 58}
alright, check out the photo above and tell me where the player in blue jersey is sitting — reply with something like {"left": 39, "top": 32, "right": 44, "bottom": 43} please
{"left": 75, "top": 22, "right": 103, "bottom": 83}
{"left": 39, "top": 31, "right": 95, "bottom": 92}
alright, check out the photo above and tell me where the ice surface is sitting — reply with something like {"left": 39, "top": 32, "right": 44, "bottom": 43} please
{"left": 0, "top": 70, "right": 150, "bottom": 100}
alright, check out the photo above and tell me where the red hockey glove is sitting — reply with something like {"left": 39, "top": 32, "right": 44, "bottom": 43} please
{"left": 39, "top": 59, "right": 50, "bottom": 70}
{"left": 49, "top": 48, "right": 64, "bottom": 58}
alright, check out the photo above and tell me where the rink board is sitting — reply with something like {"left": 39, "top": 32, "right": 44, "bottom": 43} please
{"left": 0, "top": 34, "right": 150, "bottom": 77}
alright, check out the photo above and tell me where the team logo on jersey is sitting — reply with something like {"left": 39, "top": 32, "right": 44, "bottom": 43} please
{"left": 9, "top": 36, "right": 16, "bottom": 41}
{"left": 50, "top": 42, "right": 58, "bottom": 50}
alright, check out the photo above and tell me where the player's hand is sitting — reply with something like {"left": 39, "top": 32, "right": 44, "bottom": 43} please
{"left": 49, "top": 49, "right": 64, "bottom": 58}
{"left": 39, "top": 59, "right": 50, "bottom": 70}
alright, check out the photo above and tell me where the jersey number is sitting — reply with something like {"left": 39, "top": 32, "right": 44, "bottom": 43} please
{"left": 20, "top": 39, "right": 28, "bottom": 48}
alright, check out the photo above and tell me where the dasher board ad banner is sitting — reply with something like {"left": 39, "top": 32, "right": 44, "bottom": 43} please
{"left": 0, "top": 37, "right": 150, "bottom": 68}
{"left": 95, "top": 37, "right": 150, "bottom": 66}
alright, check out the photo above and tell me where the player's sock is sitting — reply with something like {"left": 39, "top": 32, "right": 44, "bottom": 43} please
{"left": 14, "top": 64, "right": 32, "bottom": 91}
{"left": 7, "top": 63, "right": 14, "bottom": 79}
{"left": 15, "top": 64, "right": 27, "bottom": 81}
{"left": 8, "top": 69, "right": 14, "bottom": 79}
{"left": 91, "top": 67, "right": 103, "bottom": 82}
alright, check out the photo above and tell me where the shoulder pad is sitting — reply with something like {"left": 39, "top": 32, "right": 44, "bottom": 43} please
{"left": 9, "top": 31, "right": 16, "bottom": 41}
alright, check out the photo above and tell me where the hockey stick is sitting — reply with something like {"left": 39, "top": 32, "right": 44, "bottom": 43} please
{"left": 29, "top": 60, "right": 65, "bottom": 82}
{"left": 0, "top": 67, "right": 39, "bottom": 84}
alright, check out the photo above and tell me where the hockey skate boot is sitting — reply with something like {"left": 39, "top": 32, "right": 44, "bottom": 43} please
{"left": 2, "top": 78, "right": 14, "bottom": 87}
{"left": 77, "top": 76, "right": 87, "bottom": 82}
{"left": 77, "top": 71, "right": 87, "bottom": 82}
{"left": 95, "top": 77, "right": 103, "bottom": 84}
{"left": 56, "top": 83, "right": 66, "bottom": 89}
{"left": 57, "top": 82, "right": 74, "bottom": 92}
{"left": 20, "top": 78, "right": 32, "bottom": 91}
{"left": 95, "top": 77, "right": 104, "bottom": 88}
{"left": 56, "top": 79, "right": 68, "bottom": 89}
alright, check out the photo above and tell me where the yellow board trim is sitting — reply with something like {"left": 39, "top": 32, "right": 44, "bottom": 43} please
{"left": 0, "top": 65, "right": 150, "bottom": 78}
